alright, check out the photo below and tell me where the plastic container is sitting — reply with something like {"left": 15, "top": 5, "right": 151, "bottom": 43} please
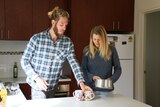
{"left": 0, "top": 83, "right": 7, "bottom": 107}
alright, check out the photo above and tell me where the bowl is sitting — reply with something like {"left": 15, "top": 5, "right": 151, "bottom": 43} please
{"left": 95, "top": 79, "right": 113, "bottom": 89}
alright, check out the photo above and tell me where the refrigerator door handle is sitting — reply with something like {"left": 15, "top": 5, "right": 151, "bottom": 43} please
{"left": 144, "top": 70, "right": 147, "bottom": 74}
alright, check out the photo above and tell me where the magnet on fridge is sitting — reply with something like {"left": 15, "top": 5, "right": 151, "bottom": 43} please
{"left": 122, "top": 41, "right": 127, "bottom": 45}
{"left": 113, "top": 36, "right": 118, "bottom": 42}
{"left": 109, "top": 41, "right": 115, "bottom": 47}
{"left": 128, "top": 36, "right": 133, "bottom": 42}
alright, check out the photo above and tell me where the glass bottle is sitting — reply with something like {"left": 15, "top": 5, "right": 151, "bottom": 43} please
{"left": 13, "top": 62, "right": 18, "bottom": 78}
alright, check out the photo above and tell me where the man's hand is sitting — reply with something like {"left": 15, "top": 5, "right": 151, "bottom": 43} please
{"left": 35, "top": 77, "right": 49, "bottom": 91}
{"left": 79, "top": 82, "right": 93, "bottom": 93}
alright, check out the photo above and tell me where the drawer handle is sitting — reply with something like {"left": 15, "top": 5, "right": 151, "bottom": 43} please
{"left": 57, "top": 86, "right": 60, "bottom": 90}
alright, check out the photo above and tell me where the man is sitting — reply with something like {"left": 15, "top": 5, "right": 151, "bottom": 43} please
{"left": 21, "top": 6, "right": 92, "bottom": 99}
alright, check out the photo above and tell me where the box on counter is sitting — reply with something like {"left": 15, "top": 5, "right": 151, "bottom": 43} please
{"left": 0, "top": 83, "right": 7, "bottom": 107}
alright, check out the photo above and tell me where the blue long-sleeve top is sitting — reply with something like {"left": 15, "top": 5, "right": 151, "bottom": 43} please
{"left": 81, "top": 46, "right": 122, "bottom": 91}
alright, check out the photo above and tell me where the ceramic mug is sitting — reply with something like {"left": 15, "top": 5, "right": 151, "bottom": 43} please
{"left": 73, "top": 90, "right": 84, "bottom": 101}
{"left": 84, "top": 91, "right": 95, "bottom": 101}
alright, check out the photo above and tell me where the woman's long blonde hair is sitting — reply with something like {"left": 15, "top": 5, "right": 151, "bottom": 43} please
{"left": 87, "top": 25, "right": 111, "bottom": 60}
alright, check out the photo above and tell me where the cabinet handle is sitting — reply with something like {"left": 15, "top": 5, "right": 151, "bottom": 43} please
{"left": 7, "top": 30, "right": 10, "bottom": 39}
{"left": 118, "top": 21, "right": 120, "bottom": 30}
{"left": 57, "top": 86, "right": 60, "bottom": 91}
{"left": 113, "top": 21, "right": 115, "bottom": 30}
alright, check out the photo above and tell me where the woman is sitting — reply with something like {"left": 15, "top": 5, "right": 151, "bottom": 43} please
{"left": 81, "top": 25, "right": 122, "bottom": 95}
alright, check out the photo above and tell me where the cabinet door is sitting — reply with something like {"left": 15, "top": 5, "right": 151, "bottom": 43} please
{"left": 56, "top": 81, "right": 70, "bottom": 97}
{"left": 49, "top": 0, "right": 70, "bottom": 13}
{"left": 33, "top": 0, "right": 50, "bottom": 34}
{"left": 94, "top": 0, "right": 114, "bottom": 31}
{"left": 0, "top": 0, "right": 5, "bottom": 40}
{"left": 33, "top": 0, "right": 71, "bottom": 36}
{"left": 19, "top": 83, "right": 31, "bottom": 100}
{"left": 71, "top": 0, "right": 96, "bottom": 53}
{"left": 5, "top": 0, "right": 32, "bottom": 40}
{"left": 114, "top": 0, "right": 134, "bottom": 32}
{"left": 93, "top": 0, "right": 134, "bottom": 32}
{"left": 71, "top": 1, "right": 95, "bottom": 93}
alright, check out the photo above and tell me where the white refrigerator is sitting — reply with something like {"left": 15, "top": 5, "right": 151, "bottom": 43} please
{"left": 108, "top": 34, "right": 134, "bottom": 98}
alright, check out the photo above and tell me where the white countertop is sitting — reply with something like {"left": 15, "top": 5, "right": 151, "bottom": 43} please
{"left": 0, "top": 77, "right": 71, "bottom": 83}
{"left": 0, "top": 77, "right": 27, "bottom": 83}
{"left": 6, "top": 89, "right": 26, "bottom": 107}
{"left": 6, "top": 93, "right": 152, "bottom": 107}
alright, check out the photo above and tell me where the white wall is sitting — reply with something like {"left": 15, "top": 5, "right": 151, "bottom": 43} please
{"left": 134, "top": 0, "right": 160, "bottom": 102}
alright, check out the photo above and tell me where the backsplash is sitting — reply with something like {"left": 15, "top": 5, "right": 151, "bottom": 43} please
{"left": 0, "top": 51, "right": 23, "bottom": 55}
{"left": 0, "top": 41, "right": 28, "bottom": 78}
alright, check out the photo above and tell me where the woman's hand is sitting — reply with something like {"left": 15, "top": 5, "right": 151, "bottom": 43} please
{"left": 93, "top": 75, "right": 101, "bottom": 81}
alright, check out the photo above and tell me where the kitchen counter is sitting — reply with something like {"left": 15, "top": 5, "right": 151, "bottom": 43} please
{"left": 6, "top": 89, "right": 26, "bottom": 107}
{"left": 0, "top": 77, "right": 27, "bottom": 83}
{"left": 6, "top": 93, "right": 152, "bottom": 107}
{"left": 0, "top": 77, "right": 71, "bottom": 100}
{"left": 0, "top": 76, "right": 71, "bottom": 83}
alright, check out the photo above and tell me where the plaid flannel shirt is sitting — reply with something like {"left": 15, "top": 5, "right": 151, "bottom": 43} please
{"left": 21, "top": 29, "right": 84, "bottom": 90}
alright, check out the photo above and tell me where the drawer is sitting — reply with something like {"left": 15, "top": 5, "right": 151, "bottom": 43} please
{"left": 56, "top": 84, "right": 69, "bottom": 92}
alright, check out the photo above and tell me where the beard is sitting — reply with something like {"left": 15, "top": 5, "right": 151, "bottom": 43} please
{"left": 53, "top": 24, "right": 64, "bottom": 37}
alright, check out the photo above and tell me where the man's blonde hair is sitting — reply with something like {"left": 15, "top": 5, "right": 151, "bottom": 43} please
{"left": 48, "top": 6, "right": 69, "bottom": 21}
